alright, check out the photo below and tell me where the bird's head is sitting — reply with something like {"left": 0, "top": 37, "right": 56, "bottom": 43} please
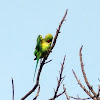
{"left": 44, "top": 34, "right": 53, "bottom": 44}
{"left": 39, "top": 35, "right": 42, "bottom": 40}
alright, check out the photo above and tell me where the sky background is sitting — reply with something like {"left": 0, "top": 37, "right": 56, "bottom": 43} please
{"left": 0, "top": 0, "right": 100, "bottom": 100}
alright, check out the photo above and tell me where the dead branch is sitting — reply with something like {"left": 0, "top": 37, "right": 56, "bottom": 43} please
{"left": 50, "top": 9, "right": 68, "bottom": 51}
{"left": 56, "top": 90, "right": 65, "bottom": 98}
{"left": 11, "top": 78, "right": 14, "bottom": 100}
{"left": 33, "top": 85, "right": 40, "bottom": 100}
{"left": 20, "top": 9, "right": 68, "bottom": 100}
{"left": 72, "top": 69, "right": 93, "bottom": 98}
{"left": 63, "top": 85, "right": 70, "bottom": 100}
{"left": 72, "top": 46, "right": 100, "bottom": 100}
{"left": 49, "top": 55, "right": 66, "bottom": 100}
{"left": 69, "top": 96, "right": 91, "bottom": 100}
{"left": 80, "top": 46, "right": 97, "bottom": 97}
{"left": 49, "top": 90, "right": 65, "bottom": 100}
{"left": 44, "top": 59, "right": 52, "bottom": 64}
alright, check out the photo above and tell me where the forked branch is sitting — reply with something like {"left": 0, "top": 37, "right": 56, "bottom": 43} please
{"left": 72, "top": 46, "right": 100, "bottom": 100}
{"left": 63, "top": 85, "right": 70, "bottom": 100}
{"left": 49, "top": 55, "right": 66, "bottom": 100}
{"left": 80, "top": 46, "right": 97, "bottom": 96}
{"left": 72, "top": 69, "right": 93, "bottom": 98}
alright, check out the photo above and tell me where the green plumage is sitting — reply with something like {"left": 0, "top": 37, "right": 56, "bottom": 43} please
{"left": 33, "top": 34, "right": 53, "bottom": 81}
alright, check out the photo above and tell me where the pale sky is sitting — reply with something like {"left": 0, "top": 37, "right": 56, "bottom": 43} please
{"left": 0, "top": 0, "right": 100, "bottom": 100}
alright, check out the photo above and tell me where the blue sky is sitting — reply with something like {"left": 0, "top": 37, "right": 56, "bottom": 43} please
{"left": 0, "top": 0, "right": 100, "bottom": 100}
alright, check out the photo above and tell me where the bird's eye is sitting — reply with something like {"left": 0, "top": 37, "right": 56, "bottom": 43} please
{"left": 47, "top": 39, "right": 50, "bottom": 43}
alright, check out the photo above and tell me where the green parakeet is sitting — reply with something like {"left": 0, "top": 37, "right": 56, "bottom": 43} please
{"left": 33, "top": 34, "right": 53, "bottom": 81}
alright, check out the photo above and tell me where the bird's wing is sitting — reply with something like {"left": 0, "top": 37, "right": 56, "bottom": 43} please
{"left": 35, "top": 35, "right": 42, "bottom": 51}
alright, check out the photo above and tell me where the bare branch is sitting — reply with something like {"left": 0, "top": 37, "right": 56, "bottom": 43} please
{"left": 69, "top": 96, "right": 91, "bottom": 100}
{"left": 79, "top": 46, "right": 97, "bottom": 96}
{"left": 72, "top": 69, "right": 93, "bottom": 98}
{"left": 60, "top": 76, "right": 65, "bottom": 85}
{"left": 44, "top": 59, "right": 52, "bottom": 64}
{"left": 49, "top": 90, "right": 65, "bottom": 100}
{"left": 11, "top": 78, "right": 14, "bottom": 100}
{"left": 20, "top": 9, "right": 68, "bottom": 100}
{"left": 49, "top": 55, "right": 66, "bottom": 100}
{"left": 56, "top": 90, "right": 65, "bottom": 98}
{"left": 63, "top": 85, "right": 70, "bottom": 100}
{"left": 50, "top": 9, "right": 68, "bottom": 51}
{"left": 33, "top": 85, "right": 40, "bottom": 100}
{"left": 53, "top": 55, "right": 66, "bottom": 99}
{"left": 21, "top": 57, "right": 46, "bottom": 100}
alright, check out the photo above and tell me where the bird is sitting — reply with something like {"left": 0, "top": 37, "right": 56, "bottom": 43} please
{"left": 33, "top": 34, "right": 53, "bottom": 81}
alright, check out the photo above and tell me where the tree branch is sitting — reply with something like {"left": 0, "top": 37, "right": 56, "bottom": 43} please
{"left": 79, "top": 46, "right": 97, "bottom": 97}
{"left": 50, "top": 9, "right": 68, "bottom": 51}
{"left": 63, "top": 85, "right": 70, "bottom": 100}
{"left": 49, "top": 55, "right": 66, "bottom": 100}
{"left": 33, "top": 85, "right": 40, "bottom": 100}
{"left": 44, "top": 59, "right": 52, "bottom": 64}
{"left": 20, "top": 9, "right": 68, "bottom": 100}
{"left": 56, "top": 90, "right": 65, "bottom": 98}
{"left": 11, "top": 78, "right": 14, "bottom": 100}
{"left": 72, "top": 69, "right": 93, "bottom": 98}
{"left": 69, "top": 96, "right": 91, "bottom": 100}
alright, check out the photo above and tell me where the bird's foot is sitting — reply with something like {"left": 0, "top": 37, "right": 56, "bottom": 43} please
{"left": 47, "top": 49, "right": 52, "bottom": 53}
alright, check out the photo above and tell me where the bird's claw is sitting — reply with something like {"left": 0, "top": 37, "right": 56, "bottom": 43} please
{"left": 47, "top": 49, "right": 52, "bottom": 53}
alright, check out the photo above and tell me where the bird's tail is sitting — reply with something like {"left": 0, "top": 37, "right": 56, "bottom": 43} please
{"left": 33, "top": 58, "right": 39, "bottom": 82}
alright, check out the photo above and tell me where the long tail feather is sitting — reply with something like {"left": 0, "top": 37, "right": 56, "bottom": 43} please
{"left": 33, "top": 58, "right": 39, "bottom": 82}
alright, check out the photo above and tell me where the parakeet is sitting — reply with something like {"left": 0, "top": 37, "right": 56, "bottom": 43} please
{"left": 33, "top": 34, "right": 53, "bottom": 81}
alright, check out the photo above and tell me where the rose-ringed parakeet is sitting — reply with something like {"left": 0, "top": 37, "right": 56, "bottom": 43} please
{"left": 33, "top": 34, "right": 53, "bottom": 81}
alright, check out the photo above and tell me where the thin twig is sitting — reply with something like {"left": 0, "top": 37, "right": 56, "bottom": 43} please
{"left": 72, "top": 46, "right": 100, "bottom": 100}
{"left": 56, "top": 90, "right": 65, "bottom": 98}
{"left": 44, "top": 59, "right": 52, "bottom": 64}
{"left": 49, "top": 90, "right": 65, "bottom": 100}
{"left": 33, "top": 85, "right": 40, "bottom": 100}
{"left": 72, "top": 69, "right": 93, "bottom": 98}
{"left": 53, "top": 55, "right": 66, "bottom": 99}
{"left": 63, "top": 85, "right": 70, "bottom": 100}
{"left": 69, "top": 96, "right": 91, "bottom": 100}
{"left": 49, "top": 55, "right": 66, "bottom": 100}
{"left": 11, "top": 78, "right": 14, "bottom": 100}
{"left": 80, "top": 46, "right": 97, "bottom": 97}
{"left": 50, "top": 9, "right": 68, "bottom": 51}
{"left": 60, "top": 76, "right": 65, "bottom": 85}
{"left": 20, "top": 9, "right": 68, "bottom": 100}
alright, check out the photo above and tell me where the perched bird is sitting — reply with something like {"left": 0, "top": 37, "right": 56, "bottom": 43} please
{"left": 33, "top": 34, "right": 53, "bottom": 81}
